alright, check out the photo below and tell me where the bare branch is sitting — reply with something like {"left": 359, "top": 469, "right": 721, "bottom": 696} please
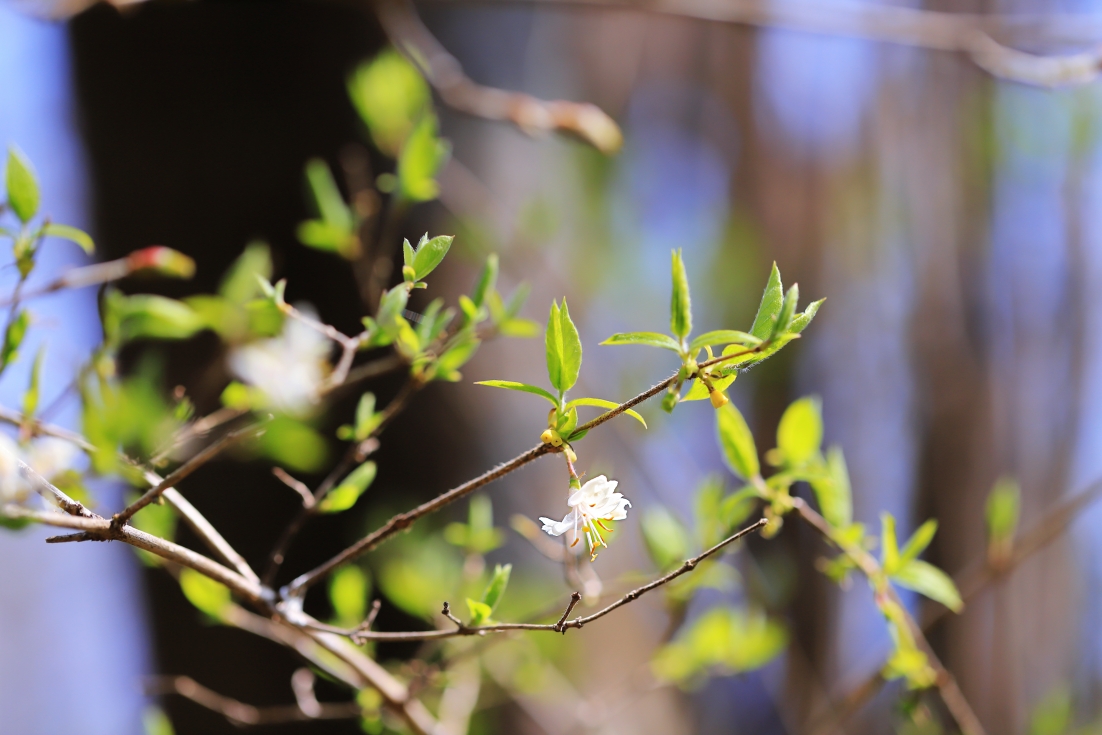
{"left": 115, "top": 422, "right": 263, "bottom": 527}
{"left": 310, "top": 518, "right": 764, "bottom": 642}
{"left": 375, "top": 0, "right": 623, "bottom": 154}
{"left": 273, "top": 467, "right": 315, "bottom": 508}
{"left": 146, "top": 675, "right": 361, "bottom": 726}
{"left": 19, "top": 460, "right": 93, "bottom": 517}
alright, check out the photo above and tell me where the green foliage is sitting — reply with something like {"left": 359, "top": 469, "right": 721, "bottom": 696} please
{"left": 103, "top": 290, "right": 207, "bottom": 345}
{"left": 142, "top": 706, "right": 175, "bottom": 735}
{"left": 338, "top": 393, "right": 385, "bottom": 442}
{"left": 397, "top": 113, "right": 450, "bottom": 202}
{"left": 348, "top": 49, "right": 430, "bottom": 157}
{"left": 5, "top": 146, "right": 39, "bottom": 224}
{"left": 811, "top": 446, "right": 853, "bottom": 529}
{"left": 716, "top": 402, "right": 759, "bottom": 480}
{"left": 467, "top": 563, "right": 512, "bottom": 625}
{"left": 669, "top": 248, "right": 692, "bottom": 341}
{"left": 329, "top": 566, "right": 371, "bottom": 627}
{"left": 599, "top": 331, "right": 681, "bottom": 352}
{"left": 545, "top": 299, "right": 582, "bottom": 395}
{"left": 653, "top": 606, "right": 787, "bottom": 685}
{"left": 641, "top": 507, "right": 691, "bottom": 571}
{"left": 1030, "top": 686, "right": 1073, "bottom": 735}
{"left": 319, "top": 461, "right": 377, "bottom": 513}
{"left": 750, "top": 263, "right": 784, "bottom": 339}
{"left": 986, "top": 476, "right": 1020, "bottom": 563}
{"left": 42, "top": 223, "right": 94, "bottom": 254}
{"left": 444, "top": 495, "right": 505, "bottom": 555}
{"left": 0, "top": 309, "right": 29, "bottom": 377}
{"left": 774, "top": 396, "right": 822, "bottom": 467}
{"left": 402, "top": 233, "right": 453, "bottom": 286}
{"left": 179, "top": 568, "right": 231, "bottom": 621}
{"left": 881, "top": 513, "right": 962, "bottom": 612}
{"left": 22, "top": 346, "right": 44, "bottom": 419}
{"left": 298, "top": 158, "right": 358, "bottom": 258}
{"left": 255, "top": 416, "right": 329, "bottom": 473}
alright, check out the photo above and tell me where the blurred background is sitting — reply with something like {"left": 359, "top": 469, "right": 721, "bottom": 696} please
{"left": 2, "top": 0, "right": 1102, "bottom": 733}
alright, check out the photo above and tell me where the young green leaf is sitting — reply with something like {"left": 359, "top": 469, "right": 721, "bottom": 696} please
{"left": 789, "top": 298, "right": 825, "bottom": 334}
{"left": 179, "top": 568, "right": 231, "bottom": 620}
{"left": 670, "top": 248, "right": 692, "bottom": 341}
{"left": 329, "top": 566, "right": 369, "bottom": 627}
{"left": 810, "top": 446, "right": 853, "bottom": 528}
{"left": 545, "top": 299, "right": 582, "bottom": 394}
{"left": 716, "top": 403, "right": 760, "bottom": 480}
{"left": 319, "top": 461, "right": 377, "bottom": 513}
{"left": 412, "top": 234, "right": 453, "bottom": 281}
{"left": 771, "top": 283, "right": 799, "bottom": 339}
{"left": 397, "top": 113, "right": 450, "bottom": 202}
{"left": 600, "top": 332, "right": 682, "bottom": 352}
{"left": 475, "top": 380, "right": 558, "bottom": 406}
{"left": 640, "top": 507, "right": 690, "bottom": 571}
{"left": 565, "top": 397, "right": 647, "bottom": 429}
{"left": 471, "top": 253, "right": 499, "bottom": 308}
{"left": 466, "top": 598, "right": 493, "bottom": 626}
{"left": 749, "top": 263, "right": 784, "bottom": 340}
{"left": 347, "top": 49, "right": 430, "bottom": 157}
{"left": 6, "top": 146, "right": 39, "bottom": 224}
{"left": 23, "top": 345, "right": 44, "bottom": 418}
{"left": 41, "top": 223, "right": 94, "bottom": 255}
{"left": 776, "top": 396, "right": 823, "bottom": 467}
{"left": 683, "top": 373, "right": 737, "bottom": 402}
{"left": 481, "top": 563, "right": 512, "bottom": 612}
{"left": 880, "top": 512, "right": 900, "bottom": 574}
{"left": 0, "top": 309, "right": 29, "bottom": 374}
{"left": 688, "top": 330, "right": 761, "bottom": 353}
{"left": 433, "top": 336, "right": 480, "bottom": 382}
{"left": 985, "top": 476, "right": 1020, "bottom": 547}
{"left": 899, "top": 519, "right": 938, "bottom": 567}
{"left": 305, "top": 158, "right": 352, "bottom": 232}
{"left": 219, "top": 241, "right": 272, "bottom": 304}
{"left": 891, "top": 559, "right": 963, "bottom": 612}
{"left": 349, "top": 392, "right": 381, "bottom": 441}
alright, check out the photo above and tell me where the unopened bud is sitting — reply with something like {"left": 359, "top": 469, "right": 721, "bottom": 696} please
{"left": 661, "top": 392, "right": 679, "bottom": 413}
{"left": 709, "top": 389, "right": 729, "bottom": 409}
{"left": 563, "top": 444, "right": 577, "bottom": 463}
{"left": 126, "top": 246, "right": 196, "bottom": 279}
{"left": 541, "top": 429, "right": 563, "bottom": 447}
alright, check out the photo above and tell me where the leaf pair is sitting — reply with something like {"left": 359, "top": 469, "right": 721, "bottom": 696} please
{"left": 880, "top": 513, "right": 963, "bottom": 612}
{"left": 466, "top": 563, "right": 511, "bottom": 626}
{"left": 401, "top": 233, "right": 453, "bottom": 289}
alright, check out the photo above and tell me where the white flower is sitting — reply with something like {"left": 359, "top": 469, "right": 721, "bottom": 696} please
{"left": 228, "top": 307, "right": 331, "bottom": 417}
{"left": 539, "top": 475, "right": 630, "bottom": 559}
{"left": 0, "top": 435, "right": 79, "bottom": 504}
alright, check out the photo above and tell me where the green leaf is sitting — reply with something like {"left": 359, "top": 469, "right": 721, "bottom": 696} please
{"left": 23, "top": 345, "right": 44, "bottom": 418}
{"left": 682, "top": 373, "right": 736, "bottom": 402}
{"left": 319, "top": 461, "right": 377, "bottom": 513}
{"left": 545, "top": 299, "right": 582, "bottom": 394}
{"left": 716, "top": 403, "right": 759, "bottom": 480}
{"left": 810, "top": 446, "right": 852, "bottom": 528}
{"left": 1030, "top": 686, "right": 1072, "bottom": 735}
{"left": 41, "top": 223, "right": 94, "bottom": 255}
{"left": 432, "top": 336, "right": 480, "bottom": 381}
{"left": 142, "top": 706, "right": 176, "bottom": 735}
{"left": 688, "top": 330, "right": 761, "bottom": 353}
{"left": 471, "top": 254, "right": 499, "bottom": 308}
{"left": 899, "top": 519, "right": 938, "bottom": 567}
{"left": 640, "top": 507, "right": 690, "bottom": 571}
{"left": 986, "top": 476, "right": 1020, "bottom": 546}
{"left": 0, "top": 309, "right": 29, "bottom": 375}
{"left": 305, "top": 158, "right": 352, "bottom": 232}
{"left": 600, "top": 332, "right": 682, "bottom": 352}
{"left": 652, "top": 606, "right": 787, "bottom": 684}
{"left": 412, "top": 234, "right": 453, "bottom": 281}
{"left": 351, "top": 392, "right": 381, "bottom": 440}
{"left": 880, "top": 512, "right": 900, "bottom": 574}
{"left": 749, "top": 262, "right": 784, "bottom": 340}
{"left": 481, "top": 563, "right": 512, "bottom": 612}
{"left": 397, "top": 113, "right": 450, "bottom": 202}
{"left": 219, "top": 241, "right": 272, "bottom": 304}
{"left": 179, "top": 568, "right": 231, "bottom": 620}
{"left": 475, "top": 380, "right": 558, "bottom": 406}
{"left": 347, "top": 49, "right": 430, "bottom": 157}
{"left": 256, "top": 416, "right": 329, "bottom": 473}
{"left": 329, "top": 566, "right": 370, "bottom": 627}
{"left": 789, "top": 298, "right": 825, "bottom": 334}
{"left": 770, "top": 283, "right": 799, "bottom": 339}
{"left": 891, "top": 559, "right": 963, "bottom": 613}
{"left": 776, "top": 396, "right": 823, "bottom": 467}
{"left": 565, "top": 397, "right": 647, "bottom": 429}
{"left": 106, "top": 291, "right": 207, "bottom": 343}
{"left": 670, "top": 248, "right": 692, "bottom": 341}
{"left": 466, "top": 598, "right": 493, "bottom": 626}
{"left": 6, "top": 147, "right": 39, "bottom": 224}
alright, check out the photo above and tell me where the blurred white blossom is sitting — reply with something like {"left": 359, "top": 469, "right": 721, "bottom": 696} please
{"left": 228, "top": 307, "right": 331, "bottom": 417}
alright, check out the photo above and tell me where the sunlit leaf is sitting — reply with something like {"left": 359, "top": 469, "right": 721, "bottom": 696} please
{"left": 716, "top": 403, "right": 759, "bottom": 480}
{"left": 810, "top": 446, "right": 852, "bottom": 528}
{"left": 397, "top": 113, "right": 450, "bottom": 202}
{"left": 891, "top": 559, "right": 963, "bottom": 613}
{"left": 899, "top": 519, "right": 938, "bottom": 567}
{"left": 481, "top": 563, "right": 511, "bottom": 613}
{"left": 688, "top": 330, "right": 761, "bottom": 353}
{"left": 749, "top": 262, "right": 783, "bottom": 340}
{"left": 670, "top": 248, "right": 692, "bottom": 341}
{"left": 256, "top": 416, "right": 329, "bottom": 473}
{"left": 179, "top": 568, "right": 231, "bottom": 621}
{"left": 329, "top": 566, "right": 370, "bottom": 627}
{"left": 986, "top": 476, "right": 1020, "bottom": 548}
{"left": 6, "top": 146, "right": 39, "bottom": 224}
{"left": 412, "top": 234, "right": 453, "bottom": 281}
{"left": 600, "top": 332, "right": 681, "bottom": 352}
{"left": 475, "top": 380, "right": 558, "bottom": 406}
{"left": 565, "top": 397, "right": 646, "bottom": 429}
{"left": 545, "top": 299, "right": 582, "bottom": 394}
{"left": 641, "top": 507, "right": 690, "bottom": 571}
{"left": 219, "top": 241, "right": 272, "bottom": 304}
{"left": 347, "top": 49, "right": 430, "bottom": 156}
{"left": 319, "top": 461, "right": 377, "bottom": 513}
{"left": 41, "top": 223, "right": 94, "bottom": 255}
{"left": 776, "top": 396, "right": 822, "bottom": 467}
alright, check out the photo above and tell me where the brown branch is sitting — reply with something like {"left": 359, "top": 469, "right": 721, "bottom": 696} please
{"left": 145, "top": 675, "right": 361, "bottom": 726}
{"left": 19, "top": 460, "right": 93, "bottom": 517}
{"left": 375, "top": 0, "right": 623, "bottom": 154}
{"left": 309, "top": 518, "right": 765, "bottom": 642}
{"left": 114, "top": 422, "right": 263, "bottom": 527}
{"left": 453, "top": 0, "right": 1102, "bottom": 88}
{"left": 273, "top": 467, "right": 315, "bottom": 508}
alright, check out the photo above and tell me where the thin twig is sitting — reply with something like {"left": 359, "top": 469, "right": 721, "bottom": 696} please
{"left": 792, "top": 499, "right": 986, "bottom": 735}
{"left": 115, "top": 422, "right": 264, "bottom": 527}
{"left": 145, "top": 675, "right": 361, "bottom": 726}
{"left": 375, "top": 0, "right": 623, "bottom": 154}
{"left": 273, "top": 467, "right": 315, "bottom": 508}
{"left": 308, "top": 518, "right": 765, "bottom": 641}
{"left": 18, "top": 460, "right": 93, "bottom": 517}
